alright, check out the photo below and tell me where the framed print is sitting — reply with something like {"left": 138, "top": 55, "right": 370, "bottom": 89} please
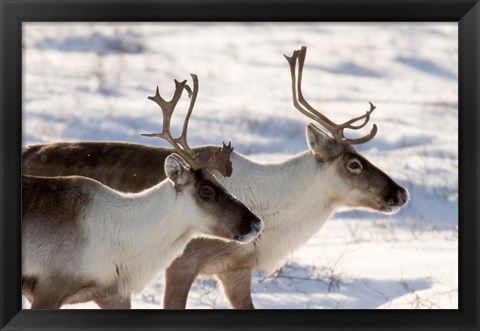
{"left": 1, "top": 0, "right": 479, "bottom": 330}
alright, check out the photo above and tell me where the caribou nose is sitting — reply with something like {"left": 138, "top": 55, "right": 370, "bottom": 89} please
{"left": 397, "top": 188, "right": 409, "bottom": 205}
{"left": 233, "top": 213, "right": 263, "bottom": 243}
{"left": 385, "top": 186, "right": 409, "bottom": 207}
{"left": 388, "top": 188, "right": 408, "bottom": 206}
{"left": 250, "top": 217, "right": 264, "bottom": 233}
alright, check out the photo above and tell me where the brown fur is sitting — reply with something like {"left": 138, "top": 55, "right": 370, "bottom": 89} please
{"left": 23, "top": 142, "right": 170, "bottom": 192}
{"left": 22, "top": 175, "right": 91, "bottom": 262}
{"left": 23, "top": 142, "right": 218, "bottom": 192}
{"left": 22, "top": 273, "right": 126, "bottom": 309}
{"left": 22, "top": 175, "right": 91, "bottom": 223}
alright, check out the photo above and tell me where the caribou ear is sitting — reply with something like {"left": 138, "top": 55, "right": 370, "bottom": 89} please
{"left": 306, "top": 124, "right": 342, "bottom": 162}
{"left": 165, "top": 154, "right": 194, "bottom": 186}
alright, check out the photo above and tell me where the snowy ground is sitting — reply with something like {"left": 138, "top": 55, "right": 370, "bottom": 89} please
{"left": 23, "top": 23, "right": 458, "bottom": 309}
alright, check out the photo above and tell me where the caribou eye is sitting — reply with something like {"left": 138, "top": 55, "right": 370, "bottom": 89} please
{"left": 198, "top": 186, "right": 216, "bottom": 200}
{"left": 347, "top": 159, "right": 363, "bottom": 173}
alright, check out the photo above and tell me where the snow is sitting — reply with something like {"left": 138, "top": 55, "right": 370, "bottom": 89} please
{"left": 23, "top": 22, "right": 458, "bottom": 309}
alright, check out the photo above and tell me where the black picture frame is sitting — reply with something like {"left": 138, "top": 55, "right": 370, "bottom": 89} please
{"left": 1, "top": 0, "right": 478, "bottom": 330}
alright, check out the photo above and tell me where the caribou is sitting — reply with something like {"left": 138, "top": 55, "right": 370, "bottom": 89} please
{"left": 23, "top": 47, "right": 409, "bottom": 309}
{"left": 22, "top": 75, "right": 263, "bottom": 309}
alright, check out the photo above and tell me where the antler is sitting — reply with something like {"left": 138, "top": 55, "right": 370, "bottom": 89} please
{"left": 142, "top": 74, "right": 234, "bottom": 177}
{"left": 284, "top": 46, "right": 378, "bottom": 146}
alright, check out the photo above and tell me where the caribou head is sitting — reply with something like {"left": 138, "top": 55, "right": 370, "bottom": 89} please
{"left": 142, "top": 75, "right": 263, "bottom": 242}
{"left": 285, "top": 46, "right": 409, "bottom": 214}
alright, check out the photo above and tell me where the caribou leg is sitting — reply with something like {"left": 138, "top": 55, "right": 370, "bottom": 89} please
{"left": 216, "top": 268, "right": 255, "bottom": 309}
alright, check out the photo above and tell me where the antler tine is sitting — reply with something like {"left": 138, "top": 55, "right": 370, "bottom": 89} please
{"left": 148, "top": 79, "right": 187, "bottom": 116}
{"left": 341, "top": 102, "right": 376, "bottom": 129}
{"left": 284, "top": 50, "right": 323, "bottom": 124}
{"left": 334, "top": 102, "right": 377, "bottom": 145}
{"left": 286, "top": 46, "right": 378, "bottom": 146}
{"left": 342, "top": 123, "right": 378, "bottom": 145}
{"left": 175, "top": 74, "right": 199, "bottom": 156}
{"left": 142, "top": 79, "right": 188, "bottom": 138}
{"left": 296, "top": 46, "right": 337, "bottom": 132}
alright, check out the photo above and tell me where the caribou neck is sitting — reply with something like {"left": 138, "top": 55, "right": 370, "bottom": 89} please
{"left": 80, "top": 181, "right": 197, "bottom": 294}
{"left": 215, "top": 150, "right": 338, "bottom": 275}
{"left": 86, "top": 181, "right": 193, "bottom": 262}
{"left": 219, "top": 150, "right": 337, "bottom": 222}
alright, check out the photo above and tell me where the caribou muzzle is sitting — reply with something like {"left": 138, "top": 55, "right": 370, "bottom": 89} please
{"left": 382, "top": 184, "right": 409, "bottom": 213}
{"left": 233, "top": 210, "right": 264, "bottom": 243}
